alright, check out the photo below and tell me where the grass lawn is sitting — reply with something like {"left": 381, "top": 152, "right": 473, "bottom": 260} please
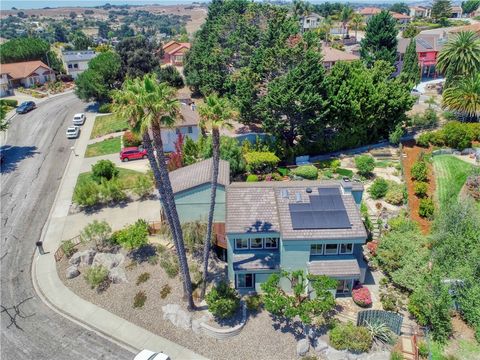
{"left": 433, "top": 155, "right": 476, "bottom": 210}
{"left": 90, "top": 114, "right": 129, "bottom": 139}
{"left": 75, "top": 168, "right": 150, "bottom": 192}
{"left": 84, "top": 137, "right": 121, "bottom": 158}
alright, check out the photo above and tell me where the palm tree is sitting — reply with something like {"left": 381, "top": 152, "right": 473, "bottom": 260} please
{"left": 437, "top": 31, "right": 480, "bottom": 83}
{"left": 317, "top": 16, "right": 333, "bottom": 44}
{"left": 350, "top": 13, "right": 363, "bottom": 40}
{"left": 442, "top": 73, "right": 480, "bottom": 121}
{"left": 340, "top": 6, "right": 353, "bottom": 38}
{"left": 112, "top": 74, "right": 195, "bottom": 310}
{"left": 198, "top": 94, "right": 237, "bottom": 298}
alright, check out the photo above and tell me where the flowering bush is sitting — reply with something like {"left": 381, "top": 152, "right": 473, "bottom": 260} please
{"left": 352, "top": 284, "right": 372, "bottom": 307}
{"left": 366, "top": 241, "right": 378, "bottom": 256}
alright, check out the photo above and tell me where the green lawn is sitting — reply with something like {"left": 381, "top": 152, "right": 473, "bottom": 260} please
{"left": 75, "top": 168, "right": 150, "bottom": 191}
{"left": 84, "top": 137, "right": 121, "bottom": 158}
{"left": 433, "top": 155, "right": 477, "bottom": 210}
{"left": 90, "top": 114, "right": 129, "bottom": 139}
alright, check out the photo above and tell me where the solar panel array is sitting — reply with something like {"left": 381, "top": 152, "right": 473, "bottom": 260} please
{"left": 289, "top": 187, "right": 352, "bottom": 230}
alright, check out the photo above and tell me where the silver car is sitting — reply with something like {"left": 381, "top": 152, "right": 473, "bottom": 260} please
{"left": 66, "top": 126, "right": 80, "bottom": 139}
{"left": 72, "top": 113, "right": 86, "bottom": 125}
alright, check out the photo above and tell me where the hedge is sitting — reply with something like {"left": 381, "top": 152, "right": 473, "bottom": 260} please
{"left": 244, "top": 151, "right": 280, "bottom": 174}
{"left": 416, "top": 121, "right": 480, "bottom": 150}
{"left": 0, "top": 99, "right": 18, "bottom": 107}
{"left": 292, "top": 165, "right": 318, "bottom": 180}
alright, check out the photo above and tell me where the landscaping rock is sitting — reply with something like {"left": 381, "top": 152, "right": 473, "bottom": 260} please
{"left": 321, "top": 347, "right": 350, "bottom": 360}
{"left": 92, "top": 252, "right": 124, "bottom": 270}
{"left": 314, "top": 339, "right": 329, "bottom": 353}
{"left": 296, "top": 339, "right": 310, "bottom": 356}
{"left": 191, "top": 314, "right": 210, "bottom": 335}
{"left": 70, "top": 249, "right": 96, "bottom": 267}
{"left": 108, "top": 267, "right": 127, "bottom": 284}
{"left": 358, "top": 351, "right": 390, "bottom": 360}
{"left": 66, "top": 265, "right": 80, "bottom": 279}
{"left": 162, "top": 304, "right": 192, "bottom": 330}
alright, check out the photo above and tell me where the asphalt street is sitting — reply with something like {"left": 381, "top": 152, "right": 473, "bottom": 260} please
{"left": 1, "top": 93, "right": 133, "bottom": 360}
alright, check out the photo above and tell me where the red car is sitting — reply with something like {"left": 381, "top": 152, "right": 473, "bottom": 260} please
{"left": 120, "top": 147, "right": 147, "bottom": 162}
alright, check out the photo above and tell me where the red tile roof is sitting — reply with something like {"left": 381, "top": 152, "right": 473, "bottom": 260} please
{"left": 391, "top": 12, "right": 411, "bottom": 20}
{"left": 359, "top": 7, "right": 382, "bottom": 15}
{"left": 0, "top": 60, "right": 52, "bottom": 79}
{"left": 162, "top": 41, "right": 191, "bottom": 55}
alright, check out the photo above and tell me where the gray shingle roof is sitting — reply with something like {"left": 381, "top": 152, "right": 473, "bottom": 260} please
{"left": 226, "top": 181, "right": 367, "bottom": 240}
{"left": 308, "top": 257, "right": 360, "bottom": 278}
{"left": 169, "top": 158, "right": 230, "bottom": 195}
{"left": 233, "top": 251, "right": 280, "bottom": 271}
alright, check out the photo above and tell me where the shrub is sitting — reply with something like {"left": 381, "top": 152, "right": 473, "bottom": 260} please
{"left": 99, "top": 178, "right": 126, "bottom": 203}
{"left": 73, "top": 179, "right": 101, "bottom": 207}
{"left": 292, "top": 165, "right": 318, "bottom": 180}
{"left": 369, "top": 178, "right": 389, "bottom": 199}
{"left": 416, "top": 133, "right": 431, "bottom": 148}
{"left": 389, "top": 124, "right": 403, "bottom": 145}
{"left": 442, "top": 121, "right": 472, "bottom": 150}
{"left": 336, "top": 168, "right": 353, "bottom": 178}
{"left": 91, "top": 160, "right": 118, "bottom": 183}
{"left": 133, "top": 175, "right": 153, "bottom": 198}
{"left": 80, "top": 220, "right": 112, "bottom": 250}
{"left": 418, "top": 340, "right": 429, "bottom": 358}
{"left": 112, "top": 219, "right": 149, "bottom": 250}
{"left": 246, "top": 174, "right": 259, "bottom": 182}
{"left": 329, "top": 322, "right": 373, "bottom": 352}
{"left": 136, "top": 272, "right": 150, "bottom": 286}
{"left": 0, "top": 99, "right": 18, "bottom": 107}
{"left": 414, "top": 181, "right": 428, "bottom": 198}
{"left": 390, "top": 351, "right": 403, "bottom": 360}
{"left": 364, "top": 320, "right": 395, "bottom": 345}
{"left": 133, "top": 291, "right": 146, "bottom": 308}
{"left": 355, "top": 155, "right": 375, "bottom": 176}
{"left": 244, "top": 151, "right": 280, "bottom": 174}
{"left": 160, "top": 254, "right": 179, "bottom": 278}
{"left": 148, "top": 255, "right": 158, "bottom": 265}
{"left": 61, "top": 240, "right": 76, "bottom": 258}
{"left": 205, "top": 281, "right": 240, "bottom": 319}
{"left": 418, "top": 198, "right": 434, "bottom": 219}
{"left": 411, "top": 161, "right": 428, "bottom": 182}
{"left": 160, "top": 284, "right": 171, "bottom": 299}
{"left": 352, "top": 284, "right": 372, "bottom": 307}
{"left": 385, "top": 183, "right": 405, "bottom": 205}
{"left": 278, "top": 167, "right": 289, "bottom": 177}
{"left": 98, "top": 103, "right": 111, "bottom": 113}
{"left": 84, "top": 266, "right": 108, "bottom": 289}
{"left": 245, "top": 294, "right": 263, "bottom": 312}
{"left": 429, "top": 130, "right": 445, "bottom": 146}
{"left": 380, "top": 291, "right": 398, "bottom": 312}
{"left": 122, "top": 130, "right": 142, "bottom": 147}
{"left": 157, "top": 65, "right": 184, "bottom": 88}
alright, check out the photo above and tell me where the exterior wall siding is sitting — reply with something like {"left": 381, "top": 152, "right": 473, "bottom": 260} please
{"left": 175, "top": 184, "right": 225, "bottom": 223}
{"left": 162, "top": 126, "right": 199, "bottom": 152}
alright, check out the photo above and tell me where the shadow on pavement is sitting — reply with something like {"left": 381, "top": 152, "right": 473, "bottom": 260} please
{"left": 0, "top": 145, "right": 38, "bottom": 174}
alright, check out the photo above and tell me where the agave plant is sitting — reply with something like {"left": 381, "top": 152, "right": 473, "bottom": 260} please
{"left": 363, "top": 320, "right": 395, "bottom": 345}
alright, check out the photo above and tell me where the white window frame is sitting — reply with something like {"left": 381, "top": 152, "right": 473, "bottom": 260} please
{"left": 235, "top": 238, "right": 248, "bottom": 250}
{"left": 250, "top": 238, "right": 263, "bottom": 249}
{"left": 310, "top": 244, "right": 323, "bottom": 255}
{"left": 264, "top": 237, "right": 278, "bottom": 249}
{"left": 324, "top": 243, "right": 339, "bottom": 255}
{"left": 339, "top": 243, "right": 354, "bottom": 255}
{"left": 237, "top": 273, "right": 254, "bottom": 288}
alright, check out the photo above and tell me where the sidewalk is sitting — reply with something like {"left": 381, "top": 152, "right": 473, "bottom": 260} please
{"left": 32, "top": 109, "right": 208, "bottom": 360}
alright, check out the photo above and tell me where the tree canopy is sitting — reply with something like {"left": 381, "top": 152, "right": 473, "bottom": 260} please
{"left": 389, "top": 2, "right": 410, "bottom": 14}
{"left": 432, "top": 0, "right": 452, "bottom": 21}
{"left": 115, "top": 36, "right": 161, "bottom": 78}
{"left": 461, "top": 0, "right": 480, "bottom": 14}
{"left": 400, "top": 38, "right": 421, "bottom": 86}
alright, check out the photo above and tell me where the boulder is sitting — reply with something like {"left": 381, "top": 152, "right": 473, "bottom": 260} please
{"left": 69, "top": 249, "right": 96, "bottom": 266}
{"left": 314, "top": 339, "right": 329, "bottom": 353}
{"left": 108, "top": 267, "right": 127, "bottom": 284}
{"left": 359, "top": 351, "right": 390, "bottom": 360}
{"left": 322, "top": 348, "right": 350, "bottom": 360}
{"left": 296, "top": 339, "right": 310, "bottom": 356}
{"left": 162, "top": 304, "right": 192, "bottom": 330}
{"left": 66, "top": 265, "right": 80, "bottom": 279}
{"left": 92, "top": 252, "right": 124, "bottom": 270}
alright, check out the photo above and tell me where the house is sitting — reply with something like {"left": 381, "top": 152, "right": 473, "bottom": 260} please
{"left": 397, "top": 35, "right": 444, "bottom": 78}
{"left": 226, "top": 180, "right": 368, "bottom": 296}
{"left": 300, "top": 13, "right": 324, "bottom": 32}
{"left": 450, "top": 6, "right": 463, "bottom": 18}
{"left": 359, "top": 7, "right": 382, "bottom": 22}
{"left": 409, "top": 6, "right": 432, "bottom": 19}
{"left": 0, "top": 73, "right": 13, "bottom": 97}
{"left": 0, "top": 61, "right": 55, "bottom": 91}
{"left": 62, "top": 50, "right": 98, "bottom": 79}
{"left": 161, "top": 100, "right": 200, "bottom": 152}
{"left": 390, "top": 12, "right": 411, "bottom": 24}
{"left": 322, "top": 46, "right": 360, "bottom": 69}
{"left": 162, "top": 41, "right": 191, "bottom": 66}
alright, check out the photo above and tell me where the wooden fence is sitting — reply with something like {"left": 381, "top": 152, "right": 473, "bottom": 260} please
{"left": 54, "top": 235, "right": 82, "bottom": 262}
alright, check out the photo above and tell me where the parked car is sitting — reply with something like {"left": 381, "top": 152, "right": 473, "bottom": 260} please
{"left": 134, "top": 350, "right": 170, "bottom": 360}
{"left": 120, "top": 147, "right": 147, "bottom": 162}
{"left": 16, "top": 101, "right": 36, "bottom": 114}
{"left": 72, "top": 113, "right": 86, "bottom": 125}
{"left": 66, "top": 126, "right": 80, "bottom": 139}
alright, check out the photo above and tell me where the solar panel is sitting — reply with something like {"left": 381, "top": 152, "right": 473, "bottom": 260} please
{"left": 318, "top": 187, "right": 341, "bottom": 196}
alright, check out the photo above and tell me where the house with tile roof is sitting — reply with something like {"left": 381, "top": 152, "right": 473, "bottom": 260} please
{"left": 225, "top": 180, "right": 368, "bottom": 296}
{"left": 322, "top": 46, "right": 360, "bottom": 69}
{"left": 397, "top": 34, "right": 444, "bottom": 78}
{"left": 162, "top": 40, "right": 191, "bottom": 66}
{"left": 62, "top": 50, "right": 98, "bottom": 79}
{"left": 359, "top": 7, "right": 382, "bottom": 21}
{"left": 0, "top": 60, "right": 55, "bottom": 95}
{"left": 409, "top": 6, "right": 432, "bottom": 19}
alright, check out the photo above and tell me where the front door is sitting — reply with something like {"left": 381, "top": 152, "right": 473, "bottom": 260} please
{"left": 336, "top": 279, "right": 350, "bottom": 295}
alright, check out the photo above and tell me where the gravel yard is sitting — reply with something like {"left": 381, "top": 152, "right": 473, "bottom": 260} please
{"left": 57, "top": 245, "right": 299, "bottom": 360}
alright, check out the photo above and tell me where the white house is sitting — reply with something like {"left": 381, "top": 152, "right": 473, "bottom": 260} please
{"left": 0, "top": 61, "right": 55, "bottom": 95}
{"left": 62, "top": 50, "right": 98, "bottom": 79}
{"left": 300, "top": 13, "right": 324, "bottom": 32}
{"left": 161, "top": 100, "right": 200, "bottom": 152}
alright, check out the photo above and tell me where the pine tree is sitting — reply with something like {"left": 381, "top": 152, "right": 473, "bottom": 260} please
{"left": 432, "top": 0, "right": 452, "bottom": 22}
{"left": 360, "top": 11, "right": 398, "bottom": 67}
{"left": 400, "top": 38, "right": 421, "bottom": 86}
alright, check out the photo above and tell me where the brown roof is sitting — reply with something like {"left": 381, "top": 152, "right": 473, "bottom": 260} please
{"left": 169, "top": 158, "right": 230, "bottom": 195}
{"left": 177, "top": 102, "right": 200, "bottom": 127}
{"left": 391, "top": 12, "right": 411, "bottom": 20}
{"left": 0, "top": 60, "right": 52, "bottom": 79}
{"left": 226, "top": 181, "right": 367, "bottom": 240}
{"left": 163, "top": 40, "right": 191, "bottom": 55}
{"left": 322, "top": 47, "right": 359, "bottom": 63}
{"left": 308, "top": 257, "right": 361, "bottom": 278}
{"left": 359, "top": 7, "right": 382, "bottom": 15}
{"left": 397, "top": 35, "right": 443, "bottom": 54}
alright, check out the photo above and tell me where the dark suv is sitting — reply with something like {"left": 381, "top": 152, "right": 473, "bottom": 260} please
{"left": 16, "top": 101, "right": 36, "bottom": 114}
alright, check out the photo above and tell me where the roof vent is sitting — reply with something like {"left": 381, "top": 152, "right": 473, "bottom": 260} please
{"left": 295, "top": 192, "right": 302, "bottom": 202}
{"left": 281, "top": 189, "right": 289, "bottom": 199}
{"left": 306, "top": 187, "right": 312, "bottom": 193}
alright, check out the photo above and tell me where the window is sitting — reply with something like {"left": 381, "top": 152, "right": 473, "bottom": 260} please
{"left": 264, "top": 238, "right": 278, "bottom": 249}
{"left": 250, "top": 238, "right": 263, "bottom": 249}
{"left": 73, "top": 63, "right": 78, "bottom": 69}
{"left": 68, "top": 64, "right": 73, "bottom": 69}
{"left": 325, "top": 244, "right": 338, "bottom": 255}
{"left": 175, "top": 128, "right": 180, "bottom": 134}
{"left": 187, "top": 126, "right": 193, "bottom": 134}
{"left": 340, "top": 243, "right": 353, "bottom": 254}
{"left": 310, "top": 244, "right": 323, "bottom": 255}
{"left": 237, "top": 274, "right": 254, "bottom": 288}
{"left": 235, "top": 238, "right": 248, "bottom": 250}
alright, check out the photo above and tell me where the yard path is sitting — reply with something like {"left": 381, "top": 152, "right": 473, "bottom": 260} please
{"left": 87, "top": 130, "right": 125, "bottom": 145}
{"left": 80, "top": 153, "right": 149, "bottom": 173}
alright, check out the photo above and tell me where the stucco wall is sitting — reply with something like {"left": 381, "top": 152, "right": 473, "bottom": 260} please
{"left": 175, "top": 184, "right": 225, "bottom": 223}
{"left": 162, "top": 126, "right": 199, "bottom": 152}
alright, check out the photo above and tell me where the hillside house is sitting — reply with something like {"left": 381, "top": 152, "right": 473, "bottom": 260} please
{"left": 359, "top": 7, "right": 382, "bottom": 22}
{"left": 322, "top": 46, "right": 360, "bottom": 69}
{"left": 450, "top": 6, "right": 463, "bottom": 18}
{"left": 162, "top": 41, "right": 191, "bottom": 66}
{"left": 300, "top": 13, "right": 324, "bottom": 32}
{"left": 161, "top": 100, "right": 200, "bottom": 152}
{"left": 226, "top": 180, "right": 368, "bottom": 296}
{"left": 409, "top": 6, "right": 432, "bottom": 18}
{"left": 397, "top": 35, "right": 443, "bottom": 78}
{"left": 0, "top": 61, "right": 55, "bottom": 93}
{"left": 62, "top": 50, "right": 98, "bottom": 79}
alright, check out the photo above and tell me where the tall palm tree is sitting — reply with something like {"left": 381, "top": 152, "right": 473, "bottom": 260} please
{"left": 112, "top": 74, "right": 195, "bottom": 310}
{"left": 198, "top": 94, "right": 237, "bottom": 298}
{"left": 350, "top": 13, "right": 363, "bottom": 40}
{"left": 340, "top": 6, "right": 353, "bottom": 38}
{"left": 442, "top": 73, "right": 480, "bottom": 121}
{"left": 437, "top": 31, "right": 480, "bottom": 83}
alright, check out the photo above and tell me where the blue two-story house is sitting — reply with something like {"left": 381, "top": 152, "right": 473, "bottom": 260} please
{"left": 225, "top": 180, "right": 367, "bottom": 297}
